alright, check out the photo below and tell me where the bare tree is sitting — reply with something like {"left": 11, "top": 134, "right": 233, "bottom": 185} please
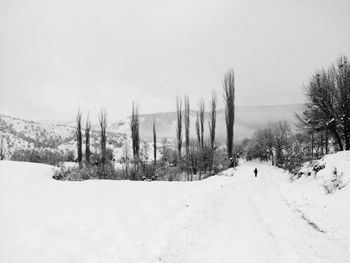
{"left": 141, "top": 141, "right": 150, "bottom": 163}
{"left": 184, "top": 95, "right": 190, "bottom": 179}
{"left": 176, "top": 97, "right": 183, "bottom": 160}
{"left": 131, "top": 102, "right": 140, "bottom": 160}
{"left": 195, "top": 113, "right": 200, "bottom": 146}
{"left": 0, "top": 134, "right": 5, "bottom": 160}
{"left": 189, "top": 140, "right": 198, "bottom": 179}
{"left": 264, "top": 124, "right": 275, "bottom": 165}
{"left": 223, "top": 69, "right": 235, "bottom": 162}
{"left": 153, "top": 118, "right": 157, "bottom": 165}
{"left": 123, "top": 137, "right": 129, "bottom": 179}
{"left": 98, "top": 109, "right": 107, "bottom": 165}
{"left": 85, "top": 114, "right": 91, "bottom": 165}
{"left": 297, "top": 56, "right": 350, "bottom": 152}
{"left": 195, "top": 111, "right": 203, "bottom": 179}
{"left": 335, "top": 56, "right": 350, "bottom": 150}
{"left": 198, "top": 98, "right": 206, "bottom": 179}
{"left": 208, "top": 90, "right": 217, "bottom": 173}
{"left": 297, "top": 69, "right": 343, "bottom": 152}
{"left": 75, "top": 110, "right": 83, "bottom": 168}
{"left": 273, "top": 121, "right": 291, "bottom": 165}
{"left": 198, "top": 98, "right": 205, "bottom": 148}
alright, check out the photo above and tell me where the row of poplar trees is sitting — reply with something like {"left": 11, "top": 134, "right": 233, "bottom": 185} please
{"left": 75, "top": 110, "right": 108, "bottom": 168}
{"left": 74, "top": 68, "right": 236, "bottom": 180}
{"left": 174, "top": 68, "right": 236, "bottom": 178}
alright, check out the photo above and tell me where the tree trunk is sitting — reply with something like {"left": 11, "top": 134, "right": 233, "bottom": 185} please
{"left": 331, "top": 128, "right": 344, "bottom": 151}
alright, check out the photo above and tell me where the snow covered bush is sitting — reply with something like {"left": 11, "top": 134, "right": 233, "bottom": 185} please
{"left": 53, "top": 163, "right": 121, "bottom": 181}
{"left": 294, "top": 151, "right": 350, "bottom": 193}
{"left": 323, "top": 168, "right": 345, "bottom": 194}
{"left": 11, "top": 148, "right": 73, "bottom": 166}
{"left": 284, "top": 140, "right": 305, "bottom": 175}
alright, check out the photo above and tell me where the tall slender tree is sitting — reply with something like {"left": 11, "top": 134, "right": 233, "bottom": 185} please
{"left": 195, "top": 112, "right": 201, "bottom": 178}
{"left": 131, "top": 102, "right": 140, "bottom": 160}
{"left": 184, "top": 96, "right": 190, "bottom": 179}
{"left": 123, "top": 137, "right": 129, "bottom": 179}
{"left": 98, "top": 110, "right": 107, "bottom": 165}
{"left": 0, "top": 134, "right": 5, "bottom": 160}
{"left": 85, "top": 113, "right": 91, "bottom": 165}
{"left": 176, "top": 97, "right": 183, "bottom": 160}
{"left": 153, "top": 118, "right": 157, "bottom": 165}
{"left": 195, "top": 113, "right": 200, "bottom": 146}
{"left": 75, "top": 110, "right": 83, "bottom": 168}
{"left": 223, "top": 69, "right": 235, "bottom": 161}
{"left": 198, "top": 98, "right": 206, "bottom": 179}
{"left": 208, "top": 91, "right": 217, "bottom": 173}
{"left": 198, "top": 98, "right": 205, "bottom": 148}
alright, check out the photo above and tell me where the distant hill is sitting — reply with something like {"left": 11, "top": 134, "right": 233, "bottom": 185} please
{"left": 0, "top": 103, "right": 303, "bottom": 160}
{"left": 0, "top": 114, "right": 125, "bottom": 159}
{"left": 111, "top": 104, "right": 304, "bottom": 142}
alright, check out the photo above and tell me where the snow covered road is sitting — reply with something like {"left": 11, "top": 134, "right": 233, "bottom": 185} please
{"left": 0, "top": 161, "right": 349, "bottom": 262}
{"left": 160, "top": 162, "right": 350, "bottom": 263}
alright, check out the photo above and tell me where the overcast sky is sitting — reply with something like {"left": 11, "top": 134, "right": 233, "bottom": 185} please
{"left": 1, "top": 0, "right": 349, "bottom": 122}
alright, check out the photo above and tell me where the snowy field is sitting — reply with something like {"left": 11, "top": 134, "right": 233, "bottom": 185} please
{"left": 0, "top": 159, "right": 349, "bottom": 262}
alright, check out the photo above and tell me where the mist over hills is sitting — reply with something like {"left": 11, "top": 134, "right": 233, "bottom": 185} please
{"left": 0, "top": 103, "right": 303, "bottom": 159}
{"left": 113, "top": 103, "right": 304, "bottom": 142}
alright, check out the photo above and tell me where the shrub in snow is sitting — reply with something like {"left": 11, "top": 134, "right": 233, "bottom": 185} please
{"left": 323, "top": 168, "right": 345, "bottom": 194}
{"left": 295, "top": 151, "right": 350, "bottom": 193}
{"left": 313, "top": 163, "right": 325, "bottom": 173}
{"left": 53, "top": 162, "right": 122, "bottom": 181}
{"left": 11, "top": 148, "right": 73, "bottom": 166}
{"left": 53, "top": 165, "right": 96, "bottom": 181}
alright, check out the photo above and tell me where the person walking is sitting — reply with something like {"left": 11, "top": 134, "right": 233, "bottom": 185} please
{"left": 254, "top": 168, "right": 258, "bottom": 178}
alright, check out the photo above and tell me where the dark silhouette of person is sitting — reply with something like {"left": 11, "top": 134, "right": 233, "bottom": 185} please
{"left": 254, "top": 168, "right": 258, "bottom": 177}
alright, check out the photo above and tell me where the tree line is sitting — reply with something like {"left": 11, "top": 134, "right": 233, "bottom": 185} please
{"left": 54, "top": 68, "right": 236, "bottom": 181}
{"left": 244, "top": 55, "right": 350, "bottom": 175}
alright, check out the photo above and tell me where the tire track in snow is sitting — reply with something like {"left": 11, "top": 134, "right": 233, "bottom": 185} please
{"left": 160, "top": 162, "right": 348, "bottom": 263}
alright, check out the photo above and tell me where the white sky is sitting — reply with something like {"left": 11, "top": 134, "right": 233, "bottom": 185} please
{"left": 1, "top": 0, "right": 350, "bottom": 122}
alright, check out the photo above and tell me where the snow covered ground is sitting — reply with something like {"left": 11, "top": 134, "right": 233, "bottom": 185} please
{"left": 0, "top": 159, "right": 349, "bottom": 262}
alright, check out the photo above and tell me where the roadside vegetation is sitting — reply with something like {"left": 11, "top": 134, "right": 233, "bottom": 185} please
{"left": 3, "top": 56, "right": 349, "bottom": 182}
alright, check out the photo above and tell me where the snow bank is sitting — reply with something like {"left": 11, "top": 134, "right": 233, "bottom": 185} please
{"left": 316, "top": 151, "right": 350, "bottom": 186}
{"left": 280, "top": 152, "right": 350, "bottom": 255}
{"left": 0, "top": 160, "right": 234, "bottom": 263}
{"left": 297, "top": 151, "right": 350, "bottom": 191}
{"left": 1, "top": 159, "right": 349, "bottom": 262}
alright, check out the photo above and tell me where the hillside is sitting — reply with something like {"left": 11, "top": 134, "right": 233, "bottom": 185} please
{"left": 112, "top": 103, "right": 304, "bottom": 141}
{"left": 0, "top": 104, "right": 303, "bottom": 160}
{"left": 0, "top": 114, "right": 125, "bottom": 160}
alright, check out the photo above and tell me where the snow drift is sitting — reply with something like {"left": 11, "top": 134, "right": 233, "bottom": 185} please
{"left": 1, "top": 159, "right": 349, "bottom": 262}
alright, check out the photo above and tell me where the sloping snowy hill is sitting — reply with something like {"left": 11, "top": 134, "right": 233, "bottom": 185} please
{"left": 298, "top": 151, "right": 350, "bottom": 188}
{"left": 0, "top": 160, "right": 349, "bottom": 262}
{"left": 0, "top": 114, "right": 126, "bottom": 159}
{"left": 111, "top": 104, "right": 303, "bottom": 141}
